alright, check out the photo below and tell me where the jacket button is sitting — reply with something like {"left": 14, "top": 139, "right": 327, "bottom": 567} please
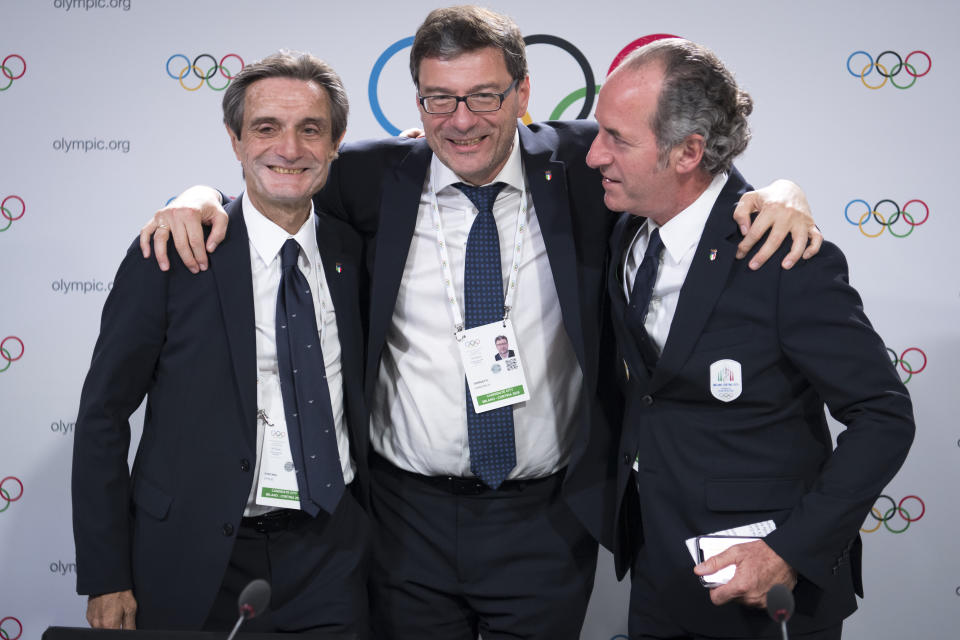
{"left": 222, "top": 523, "right": 234, "bottom": 536}
{"left": 623, "top": 453, "right": 631, "bottom": 465}
{"left": 641, "top": 395, "right": 654, "bottom": 406}
{"left": 240, "top": 459, "right": 250, "bottom": 472}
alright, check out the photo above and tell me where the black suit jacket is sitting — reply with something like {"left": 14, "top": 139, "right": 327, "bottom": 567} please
{"left": 72, "top": 197, "right": 368, "bottom": 629}
{"left": 609, "top": 169, "right": 914, "bottom": 635}
{"left": 315, "top": 121, "right": 623, "bottom": 548}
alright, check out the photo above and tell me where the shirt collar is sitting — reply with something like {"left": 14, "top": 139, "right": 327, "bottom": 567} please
{"left": 651, "top": 172, "right": 728, "bottom": 263}
{"left": 430, "top": 129, "right": 525, "bottom": 195}
{"left": 242, "top": 191, "right": 318, "bottom": 268}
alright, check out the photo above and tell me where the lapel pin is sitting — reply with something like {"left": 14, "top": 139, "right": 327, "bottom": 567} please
{"left": 544, "top": 170, "right": 552, "bottom": 181}
{"left": 709, "top": 249, "right": 718, "bottom": 261}
{"left": 335, "top": 262, "right": 343, "bottom": 274}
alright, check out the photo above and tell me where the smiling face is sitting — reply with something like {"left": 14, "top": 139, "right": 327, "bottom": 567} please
{"left": 495, "top": 336, "right": 509, "bottom": 357}
{"left": 586, "top": 63, "right": 676, "bottom": 222}
{"left": 416, "top": 47, "right": 529, "bottom": 186}
{"left": 228, "top": 76, "right": 344, "bottom": 230}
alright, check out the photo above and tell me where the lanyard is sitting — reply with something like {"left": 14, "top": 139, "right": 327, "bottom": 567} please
{"left": 428, "top": 177, "right": 528, "bottom": 338}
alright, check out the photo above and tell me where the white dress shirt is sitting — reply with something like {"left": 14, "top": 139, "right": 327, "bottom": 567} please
{"left": 241, "top": 192, "right": 355, "bottom": 516}
{"left": 371, "top": 131, "right": 583, "bottom": 479}
{"left": 622, "top": 173, "right": 728, "bottom": 352}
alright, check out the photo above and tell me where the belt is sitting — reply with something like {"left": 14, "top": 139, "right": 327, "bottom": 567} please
{"left": 240, "top": 508, "right": 313, "bottom": 533}
{"left": 372, "top": 452, "right": 563, "bottom": 495}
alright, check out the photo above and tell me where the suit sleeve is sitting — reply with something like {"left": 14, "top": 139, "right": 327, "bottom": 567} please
{"left": 72, "top": 240, "right": 169, "bottom": 596}
{"left": 314, "top": 146, "right": 350, "bottom": 227}
{"left": 314, "top": 138, "right": 420, "bottom": 238}
{"left": 762, "top": 243, "right": 915, "bottom": 589}
{"left": 313, "top": 143, "right": 378, "bottom": 236}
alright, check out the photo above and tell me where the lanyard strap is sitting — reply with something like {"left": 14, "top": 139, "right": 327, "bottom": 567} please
{"left": 428, "top": 178, "right": 528, "bottom": 337}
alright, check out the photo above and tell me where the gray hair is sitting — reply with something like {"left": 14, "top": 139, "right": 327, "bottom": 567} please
{"left": 615, "top": 38, "right": 752, "bottom": 175}
{"left": 410, "top": 5, "right": 527, "bottom": 87}
{"left": 222, "top": 50, "right": 348, "bottom": 143}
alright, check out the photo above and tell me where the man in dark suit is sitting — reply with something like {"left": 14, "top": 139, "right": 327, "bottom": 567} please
{"left": 138, "top": 8, "right": 822, "bottom": 639}
{"left": 311, "top": 24, "right": 618, "bottom": 636}
{"left": 588, "top": 38, "right": 915, "bottom": 639}
{"left": 72, "top": 52, "right": 369, "bottom": 634}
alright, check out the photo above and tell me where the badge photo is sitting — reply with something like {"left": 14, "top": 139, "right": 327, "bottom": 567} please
{"left": 709, "top": 359, "right": 742, "bottom": 402}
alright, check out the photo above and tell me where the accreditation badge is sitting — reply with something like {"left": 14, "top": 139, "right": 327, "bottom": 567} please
{"left": 458, "top": 318, "right": 531, "bottom": 413}
{"left": 254, "top": 374, "right": 302, "bottom": 509}
{"left": 709, "top": 359, "right": 742, "bottom": 402}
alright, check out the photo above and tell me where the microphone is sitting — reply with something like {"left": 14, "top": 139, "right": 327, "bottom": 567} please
{"left": 225, "top": 579, "right": 271, "bottom": 640}
{"left": 766, "top": 583, "right": 794, "bottom": 640}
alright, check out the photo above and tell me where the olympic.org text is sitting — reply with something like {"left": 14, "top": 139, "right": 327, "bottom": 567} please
{"left": 50, "top": 560, "right": 77, "bottom": 576}
{"left": 53, "top": 137, "right": 130, "bottom": 154}
{"left": 51, "top": 279, "right": 113, "bottom": 294}
{"left": 51, "top": 419, "right": 75, "bottom": 435}
{"left": 53, "top": 0, "right": 131, "bottom": 11}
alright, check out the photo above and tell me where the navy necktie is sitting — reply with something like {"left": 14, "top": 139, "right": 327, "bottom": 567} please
{"left": 627, "top": 227, "right": 664, "bottom": 368}
{"left": 456, "top": 182, "right": 516, "bottom": 489}
{"left": 275, "top": 238, "right": 344, "bottom": 515}
{"left": 627, "top": 227, "right": 664, "bottom": 322}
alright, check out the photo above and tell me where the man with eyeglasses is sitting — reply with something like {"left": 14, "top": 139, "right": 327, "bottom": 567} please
{"left": 140, "top": 6, "right": 822, "bottom": 639}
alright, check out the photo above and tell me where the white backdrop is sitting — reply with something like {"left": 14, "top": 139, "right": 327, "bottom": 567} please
{"left": 2, "top": 1, "right": 957, "bottom": 639}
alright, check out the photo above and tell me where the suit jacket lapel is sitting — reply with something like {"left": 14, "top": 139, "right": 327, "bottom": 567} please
{"left": 519, "top": 125, "right": 587, "bottom": 369}
{"left": 313, "top": 214, "right": 349, "bottom": 316}
{"left": 650, "top": 170, "right": 751, "bottom": 392}
{"left": 211, "top": 197, "right": 258, "bottom": 450}
{"left": 365, "top": 139, "right": 432, "bottom": 398}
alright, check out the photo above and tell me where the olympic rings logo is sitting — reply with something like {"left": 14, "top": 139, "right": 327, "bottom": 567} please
{"left": 368, "top": 33, "right": 677, "bottom": 135}
{"left": 0, "top": 55, "right": 25, "bottom": 92}
{"left": 846, "top": 50, "right": 931, "bottom": 90}
{"left": 0, "top": 617, "right": 22, "bottom": 640}
{"left": 861, "top": 494, "right": 924, "bottom": 534}
{"left": 166, "top": 53, "right": 245, "bottom": 92}
{"left": 0, "top": 477, "right": 23, "bottom": 514}
{"left": 0, "top": 336, "right": 24, "bottom": 373}
{"left": 0, "top": 196, "right": 24, "bottom": 232}
{"left": 844, "top": 199, "right": 928, "bottom": 238}
{"left": 887, "top": 347, "right": 926, "bottom": 384}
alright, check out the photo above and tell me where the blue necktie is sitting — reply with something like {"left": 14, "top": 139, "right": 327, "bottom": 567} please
{"left": 456, "top": 182, "right": 516, "bottom": 489}
{"left": 275, "top": 238, "right": 344, "bottom": 515}
{"left": 626, "top": 227, "right": 664, "bottom": 368}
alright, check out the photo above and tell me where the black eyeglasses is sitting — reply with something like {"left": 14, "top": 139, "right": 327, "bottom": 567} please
{"left": 418, "top": 80, "right": 518, "bottom": 114}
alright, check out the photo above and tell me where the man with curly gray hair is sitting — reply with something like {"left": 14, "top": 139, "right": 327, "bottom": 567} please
{"left": 590, "top": 38, "right": 913, "bottom": 639}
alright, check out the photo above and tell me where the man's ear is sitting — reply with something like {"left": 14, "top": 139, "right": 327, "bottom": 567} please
{"left": 513, "top": 75, "right": 531, "bottom": 118}
{"left": 330, "top": 130, "right": 346, "bottom": 161}
{"left": 671, "top": 134, "right": 705, "bottom": 175}
{"left": 226, "top": 124, "right": 242, "bottom": 162}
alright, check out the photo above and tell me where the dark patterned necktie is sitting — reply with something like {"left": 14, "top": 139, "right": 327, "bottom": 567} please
{"left": 627, "top": 227, "right": 664, "bottom": 368}
{"left": 275, "top": 238, "right": 344, "bottom": 515}
{"left": 627, "top": 227, "right": 664, "bottom": 322}
{"left": 456, "top": 182, "right": 516, "bottom": 489}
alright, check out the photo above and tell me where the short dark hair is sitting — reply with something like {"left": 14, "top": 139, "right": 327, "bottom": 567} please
{"left": 410, "top": 5, "right": 527, "bottom": 87}
{"left": 222, "top": 50, "right": 348, "bottom": 143}
{"left": 615, "top": 38, "right": 753, "bottom": 175}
